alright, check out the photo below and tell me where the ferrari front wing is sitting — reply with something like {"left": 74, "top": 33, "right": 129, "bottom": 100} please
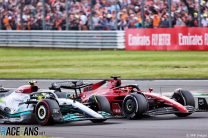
{"left": 144, "top": 106, "right": 195, "bottom": 116}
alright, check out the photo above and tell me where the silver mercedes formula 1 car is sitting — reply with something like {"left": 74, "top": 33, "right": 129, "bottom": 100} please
{"left": 0, "top": 82, "right": 110, "bottom": 126}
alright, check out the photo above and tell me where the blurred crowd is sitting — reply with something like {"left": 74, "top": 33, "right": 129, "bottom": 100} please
{"left": 0, "top": 0, "right": 208, "bottom": 30}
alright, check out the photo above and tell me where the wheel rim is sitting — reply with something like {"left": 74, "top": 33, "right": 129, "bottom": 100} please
{"left": 38, "top": 105, "right": 47, "bottom": 120}
{"left": 125, "top": 98, "right": 136, "bottom": 114}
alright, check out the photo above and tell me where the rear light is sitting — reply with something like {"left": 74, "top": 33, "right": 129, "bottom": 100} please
{"left": 111, "top": 103, "right": 122, "bottom": 115}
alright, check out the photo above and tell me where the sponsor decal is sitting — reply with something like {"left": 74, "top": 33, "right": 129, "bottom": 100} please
{"left": 152, "top": 34, "right": 171, "bottom": 46}
{"left": 126, "top": 28, "right": 208, "bottom": 50}
{"left": 128, "top": 34, "right": 151, "bottom": 46}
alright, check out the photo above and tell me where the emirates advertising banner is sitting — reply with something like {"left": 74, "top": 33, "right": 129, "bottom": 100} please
{"left": 126, "top": 27, "right": 208, "bottom": 51}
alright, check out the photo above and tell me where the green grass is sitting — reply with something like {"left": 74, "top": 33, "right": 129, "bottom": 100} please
{"left": 0, "top": 48, "right": 208, "bottom": 79}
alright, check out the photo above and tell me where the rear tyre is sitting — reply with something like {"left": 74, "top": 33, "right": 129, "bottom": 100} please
{"left": 89, "top": 95, "right": 111, "bottom": 114}
{"left": 89, "top": 95, "right": 111, "bottom": 123}
{"left": 172, "top": 89, "right": 195, "bottom": 117}
{"left": 122, "top": 93, "right": 148, "bottom": 119}
{"left": 35, "top": 99, "right": 61, "bottom": 126}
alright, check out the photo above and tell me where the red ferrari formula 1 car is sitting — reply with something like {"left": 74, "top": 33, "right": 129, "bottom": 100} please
{"left": 50, "top": 77, "right": 195, "bottom": 119}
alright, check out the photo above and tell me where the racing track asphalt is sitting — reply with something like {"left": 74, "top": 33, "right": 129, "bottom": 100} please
{"left": 0, "top": 80, "right": 208, "bottom": 138}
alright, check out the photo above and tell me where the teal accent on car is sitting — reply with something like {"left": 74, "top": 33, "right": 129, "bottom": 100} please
{"left": 98, "top": 111, "right": 111, "bottom": 118}
{"left": 9, "top": 111, "right": 32, "bottom": 117}
{"left": 63, "top": 114, "right": 81, "bottom": 121}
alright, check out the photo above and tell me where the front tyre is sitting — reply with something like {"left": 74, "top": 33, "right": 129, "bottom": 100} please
{"left": 172, "top": 89, "right": 195, "bottom": 117}
{"left": 122, "top": 93, "right": 148, "bottom": 119}
{"left": 35, "top": 99, "right": 61, "bottom": 126}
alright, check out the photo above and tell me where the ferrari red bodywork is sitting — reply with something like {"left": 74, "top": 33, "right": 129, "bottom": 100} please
{"left": 79, "top": 77, "right": 193, "bottom": 116}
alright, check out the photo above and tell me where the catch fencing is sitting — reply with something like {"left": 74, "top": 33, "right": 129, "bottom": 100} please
{"left": 0, "top": 31, "right": 125, "bottom": 49}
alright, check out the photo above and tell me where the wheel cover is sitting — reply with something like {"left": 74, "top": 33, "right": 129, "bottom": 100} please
{"left": 125, "top": 99, "right": 136, "bottom": 114}
{"left": 38, "top": 105, "right": 47, "bottom": 120}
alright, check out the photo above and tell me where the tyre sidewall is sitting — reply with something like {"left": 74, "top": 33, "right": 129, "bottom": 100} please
{"left": 172, "top": 89, "right": 195, "bottom": 117}
{"left": 122, "top": 93, "right": 148, "bottom": 119}
{"left": 35, "top": 100, "right": 52, "bottom": 126}
{"left": 172, "top": 89, "right": 195, "bottom": 107}
{"left": 89, "top": 95, "right": 111, "bottom": 114}
{"left": 122, "top": 94, "right": 139, "bottom": 119}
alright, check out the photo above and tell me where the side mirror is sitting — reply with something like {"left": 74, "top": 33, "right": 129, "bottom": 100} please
{"left": 28, "top": 80, "right": 37, "bottom": 85}
{"left": 149, "top": 88, "right": 153, "bottom": 92}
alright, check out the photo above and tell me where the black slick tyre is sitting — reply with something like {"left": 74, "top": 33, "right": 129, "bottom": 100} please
{"left": 89, "top": 95, "right": 111, "bottom": 114}
{"left": 89, "top": 95, "right": 111, "bottom": 123}
{"left": 35, "top": 99, "right": 60, "bottom": 126}
{"left": 122, "top": 93, "right": 148, "bottom": 119}
{"left": 172, "top": 89, "right": 195, "bottom": 117}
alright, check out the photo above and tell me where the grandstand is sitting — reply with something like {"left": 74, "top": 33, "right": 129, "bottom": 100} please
{"left": 0, "top": 0, "right": 206, "bottom": 30}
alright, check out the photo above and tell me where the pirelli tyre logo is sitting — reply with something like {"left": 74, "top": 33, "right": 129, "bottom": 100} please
{"left": 0, "top": 126, "right": 45, "bottom": 136}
